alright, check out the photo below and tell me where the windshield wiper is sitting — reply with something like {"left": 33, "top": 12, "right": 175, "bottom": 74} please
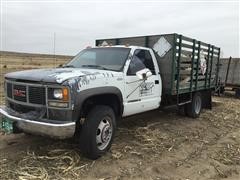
{"left": 82, "top": 65, "right": 108, "bottom": 70}
{"left": 62, "top": 65, "right": 75, "bottom": 68}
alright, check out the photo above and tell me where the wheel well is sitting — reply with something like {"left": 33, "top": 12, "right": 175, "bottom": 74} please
{"left": 80, "top": 94, "right": 122, "bottom": 118}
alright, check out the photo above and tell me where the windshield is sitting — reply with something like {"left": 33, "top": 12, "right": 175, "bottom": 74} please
{"left": 66, "top": 47, "right": 130, "bottom": 71}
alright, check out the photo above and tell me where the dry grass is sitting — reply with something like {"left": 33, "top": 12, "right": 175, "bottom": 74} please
{"left": 0, "top": 142, "right": 94, "bottom": 180}
{"left": 0, "top": 96, "right": 239, "bottom": 179}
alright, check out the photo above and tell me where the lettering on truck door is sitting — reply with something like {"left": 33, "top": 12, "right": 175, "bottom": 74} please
{"left": 123, "top": 48, "right": 161, "bottom": 116}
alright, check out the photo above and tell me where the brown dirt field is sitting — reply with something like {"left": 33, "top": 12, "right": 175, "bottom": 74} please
{"left": 0, "top": 95, "right": 239, "bottom": 180}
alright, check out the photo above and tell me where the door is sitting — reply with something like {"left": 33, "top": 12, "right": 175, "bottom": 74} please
{"left": 123, "top": 48, "right": 161, "bottom": 116}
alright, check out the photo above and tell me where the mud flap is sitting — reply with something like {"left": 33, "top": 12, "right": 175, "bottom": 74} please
{"left": 202, "top": 90, "right": 212, "bottom": 109}
{"left": 235, "top": 88, "right": 240, "bottom": 98}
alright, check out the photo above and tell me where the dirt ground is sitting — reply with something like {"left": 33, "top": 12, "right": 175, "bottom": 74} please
{"left": 0, "top": 94, "right": 239, "bottom": 180}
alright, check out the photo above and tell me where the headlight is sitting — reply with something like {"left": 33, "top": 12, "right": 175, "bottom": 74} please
{"left": 52, "top": 87, "right": 69, "bottom": 101}
{"left": 53, "top": 89, "right": 63, "bottom": 99}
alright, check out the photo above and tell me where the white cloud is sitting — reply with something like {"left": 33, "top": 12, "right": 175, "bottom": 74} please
{"left": 0, "top": 1, "right": 239, "bottom": 57}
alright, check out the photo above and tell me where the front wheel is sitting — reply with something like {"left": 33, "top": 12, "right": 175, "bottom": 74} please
{"left": 186, "top": 92, "right": 202, "bottom": 118}
{"left": 78, "top": 105, "right": 116, "bottom": 159}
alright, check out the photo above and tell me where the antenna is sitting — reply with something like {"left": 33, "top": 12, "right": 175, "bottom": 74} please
{"left": 53, "top": 32, "right": 56, "bottom": 68}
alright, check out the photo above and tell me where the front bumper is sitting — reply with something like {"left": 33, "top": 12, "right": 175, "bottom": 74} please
{"left": 0, "top": 106, "right": 76, "bottom": 139}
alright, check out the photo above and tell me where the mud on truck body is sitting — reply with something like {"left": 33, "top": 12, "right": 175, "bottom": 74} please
{"left": 0, "top": 33, "right": 220, "bottom": 159}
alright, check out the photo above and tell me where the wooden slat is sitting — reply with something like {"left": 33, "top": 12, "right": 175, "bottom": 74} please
{"left": 180, "top": 56, "right": 192, "bottom": 62}
{"left": 180, "top": 69, "right": 191, "bottom": 75}
{"left": 178, "top": 78, "right": 216, "bottom": 91}
{"left": 200, "top": 41, "right": 209, "bottom": 47}
{"left": 181, "top": 43, "right": 193, "bottom": 49}
{"left": 180, "top": 63, "right": 192, "bottom": 68}
{"left": 181, "top": 35, "right": 193, "bottom": 42}
{"left": 193, "top": 75, "right": 206, "bottom": 79}
{"left": 181, "top": 50, "right": 192, "bottom": 57}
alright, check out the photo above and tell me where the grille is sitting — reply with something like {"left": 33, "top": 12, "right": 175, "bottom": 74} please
{"left": 29, "top": 86, "right": 46, "bottom": 105}
{"left": 6, "top": 82, "right": 46, "bottom": 105}
{"left": 7, "top": 83, "right": 13, "bottom": 98}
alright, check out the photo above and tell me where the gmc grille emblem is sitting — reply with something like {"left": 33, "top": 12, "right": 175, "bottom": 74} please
{"left": 13, "top": 89, "right": 26, "bottom": 97}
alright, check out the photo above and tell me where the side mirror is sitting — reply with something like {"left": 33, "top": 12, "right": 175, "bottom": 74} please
{"left": 136, "top": 68, "right": 152, "bottom": 80}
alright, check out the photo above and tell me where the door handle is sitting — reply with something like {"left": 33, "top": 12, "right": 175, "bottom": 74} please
{"left": 155, "top": 80, "right": 159, "bottom": 84}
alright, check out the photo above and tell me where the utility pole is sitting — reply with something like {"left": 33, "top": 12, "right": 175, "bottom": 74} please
{"left": 53, "top": 32, "right": 56, "bottom": 68}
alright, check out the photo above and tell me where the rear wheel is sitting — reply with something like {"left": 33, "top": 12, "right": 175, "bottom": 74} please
{"left": 186, "top": 92, "right": 202, "bottom": 118}
{"left": 78, "top": 105, "right": 116, "bottom": 159}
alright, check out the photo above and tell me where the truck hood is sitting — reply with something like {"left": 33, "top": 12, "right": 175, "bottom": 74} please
{"left": 5, "top": 68, "right": 121, "bottom": 84}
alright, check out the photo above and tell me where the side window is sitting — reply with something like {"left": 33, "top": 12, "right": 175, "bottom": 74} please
{"left": 127, "top": 49, "right": 156, "bottom": 75}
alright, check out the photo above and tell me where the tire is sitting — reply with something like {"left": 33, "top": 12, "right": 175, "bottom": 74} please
{"left": 78, "top": 105, "right": 116, "bottom": 159}
{"left": 186, "top": 92, "right": 202, "bottom": 118}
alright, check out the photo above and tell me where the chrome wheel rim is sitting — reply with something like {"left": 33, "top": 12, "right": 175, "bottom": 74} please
{"left": 195, "top": 96, "right": 201, "bottom": 114}
{"left": 96, "top": 117, "right": 112, "bottom": 151}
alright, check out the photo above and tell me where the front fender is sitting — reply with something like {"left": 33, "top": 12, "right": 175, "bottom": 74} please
{"left": 72, "top": 86, "right": 123, "bottom": 121}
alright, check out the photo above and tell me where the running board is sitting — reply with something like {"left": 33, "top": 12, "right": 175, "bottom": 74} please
{"left": 178, "top": 100, "right": 191, "bottom": 106}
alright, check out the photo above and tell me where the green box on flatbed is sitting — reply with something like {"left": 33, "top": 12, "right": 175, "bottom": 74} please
{"left": 96, "top": 33, "right": 220, "bottom": 96}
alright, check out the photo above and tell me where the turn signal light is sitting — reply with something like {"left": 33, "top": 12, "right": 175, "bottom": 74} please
{"left": 63, "top": 88, "right": 69, "bottom": 101}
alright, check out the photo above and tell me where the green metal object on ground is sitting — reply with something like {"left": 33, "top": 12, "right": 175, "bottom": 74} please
{"left": 0, "top": 117, "right": 13, "bottom": 134}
